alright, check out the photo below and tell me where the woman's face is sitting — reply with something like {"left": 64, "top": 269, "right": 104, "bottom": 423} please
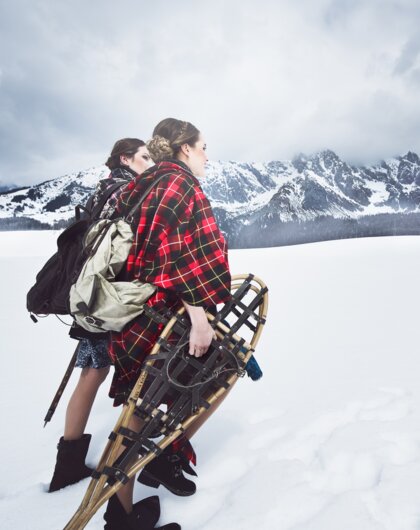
{"left": 183, "top": 134, "right": 208, "bottom": 177}
{"left": 121, "top": 145, "right": 154, "bottom": 175}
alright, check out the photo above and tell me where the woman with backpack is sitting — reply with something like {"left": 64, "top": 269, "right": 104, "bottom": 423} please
{"left": 48, "top": 138, "right": 154, "bottom": 493}
{"left": 102, "top": 118, "right": 231, "bottom": 530}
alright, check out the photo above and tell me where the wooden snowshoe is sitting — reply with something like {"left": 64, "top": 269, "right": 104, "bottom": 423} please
{"left": 63, "top": 273, "right": 268, "bottom": 530}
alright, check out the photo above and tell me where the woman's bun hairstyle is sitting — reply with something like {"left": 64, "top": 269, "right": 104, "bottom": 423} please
{"left": 147, "top": 118, "right": 200, "bottom": 163}
{"left": 147, "top": 135, "right": 174, "bottom": 162}
{"left": 105, "top": 138, "right": 146, "bottom": 169}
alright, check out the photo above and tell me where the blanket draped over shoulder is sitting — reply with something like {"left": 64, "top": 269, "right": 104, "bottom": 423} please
{"left": 108, "top": 160, "right": 231, "bottom": 405}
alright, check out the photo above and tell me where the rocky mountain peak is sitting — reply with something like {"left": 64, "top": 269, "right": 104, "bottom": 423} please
{"left": 401, "top": 151, "right": 420, "bottom": 164}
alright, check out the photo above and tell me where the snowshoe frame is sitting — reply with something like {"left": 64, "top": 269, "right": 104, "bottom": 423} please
{"left": 63, "top": 273, "right": 268, "bottom": 530}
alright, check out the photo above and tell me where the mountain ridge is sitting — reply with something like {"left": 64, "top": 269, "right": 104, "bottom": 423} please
{"left": 1, "top": 150, "right": 419, "bottom": 245}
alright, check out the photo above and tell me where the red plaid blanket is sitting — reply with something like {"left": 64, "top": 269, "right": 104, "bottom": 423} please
{"left": 108, "top": 160, "right": 231, "bottom": 405}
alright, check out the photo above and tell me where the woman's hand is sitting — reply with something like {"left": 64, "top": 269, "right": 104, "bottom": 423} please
{"left": 189, "top": 320, "right": 215, "bottom": 357}
{"left": 182, "top": 301, "right": 215, "bottom": 357}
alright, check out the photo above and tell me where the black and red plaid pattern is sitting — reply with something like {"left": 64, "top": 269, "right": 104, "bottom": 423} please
{"left": 108, "top": 160, "right": 231, "bottom": 405}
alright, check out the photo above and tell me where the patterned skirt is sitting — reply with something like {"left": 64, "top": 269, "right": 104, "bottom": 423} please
{"left": 75, "top": 338, "right": 111, "bottom": 369}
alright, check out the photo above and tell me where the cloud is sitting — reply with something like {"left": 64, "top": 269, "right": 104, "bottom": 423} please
{"left": 1, "top": 0, "right": 420, "bottom": 185}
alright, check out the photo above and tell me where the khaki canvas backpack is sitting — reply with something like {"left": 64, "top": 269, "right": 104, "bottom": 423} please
{"left": 69, "top": 173, "right": 167, "bottom": 333}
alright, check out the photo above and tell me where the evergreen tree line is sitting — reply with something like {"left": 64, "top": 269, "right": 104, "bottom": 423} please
{"left": 1, "top": 212, "right": 420, "bottom": 248}
{"left": 0, "top": 216, "right": 70, "bottom": 231}
{"left": 229, "top": 212, "right": 420, "bottom": 248}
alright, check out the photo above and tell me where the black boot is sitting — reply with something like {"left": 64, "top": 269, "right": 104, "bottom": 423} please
{"left": 48, "top": 434, "right": 93, "bottom": 492}
{"left": 137, "top": 448, "right": 196, "bottom": 497}
{"left": 104, "top": 494, "right": 181, "bottom": 530}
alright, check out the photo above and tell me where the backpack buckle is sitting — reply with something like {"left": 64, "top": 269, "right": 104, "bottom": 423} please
{"left": 84, "top": 315, "right": 105, "bottom": 328}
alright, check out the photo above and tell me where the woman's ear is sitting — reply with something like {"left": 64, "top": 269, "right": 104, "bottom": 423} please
{"left": 120, "top": 154, "right": 129, "bottom": 166}
{"left": 179, "top": 143, "right": 190, "bottom": 158}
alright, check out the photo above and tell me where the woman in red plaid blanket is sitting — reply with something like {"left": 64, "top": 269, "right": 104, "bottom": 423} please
{"left": 103, "top": 118, "right": 231, "bottom": 529}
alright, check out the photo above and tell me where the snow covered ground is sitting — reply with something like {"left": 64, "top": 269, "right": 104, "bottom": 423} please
{"left": 1, "top": 232, "right": 420, "bottom": 530}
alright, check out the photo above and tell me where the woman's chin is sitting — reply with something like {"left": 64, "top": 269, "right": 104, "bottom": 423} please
{"left": 194, "top": 168, "right": 206, "bottom": 178}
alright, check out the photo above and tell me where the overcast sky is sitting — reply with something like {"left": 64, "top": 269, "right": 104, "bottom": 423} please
{"left": 1, "top": 0, "right": 420, "bottom": 186}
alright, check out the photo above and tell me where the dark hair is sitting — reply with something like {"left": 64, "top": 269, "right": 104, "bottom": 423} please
{"left": 147, "top": 118, "right": 200, "bottom": 163}
{"left": 105, "top": 138, "right": 146, "bottom": 169}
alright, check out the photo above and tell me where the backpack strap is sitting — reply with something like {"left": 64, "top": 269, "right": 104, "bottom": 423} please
{"left": 75, "top": 195, "right": 95, "bottom": 221}
{"left": 125, "top": 173, "right": 174, "bottom": 223}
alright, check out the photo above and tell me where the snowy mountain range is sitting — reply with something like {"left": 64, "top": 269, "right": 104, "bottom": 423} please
{"left": 1, "top": 150, "right": 420, "bottom": 246}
